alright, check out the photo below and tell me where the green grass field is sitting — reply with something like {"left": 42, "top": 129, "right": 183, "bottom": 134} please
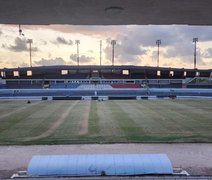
{"left": 0, "top": 99, "right": 212, "bottom": 145}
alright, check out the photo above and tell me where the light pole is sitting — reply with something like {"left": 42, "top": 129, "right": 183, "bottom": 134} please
{"left": 100, "top": 40, "right": 102, "bottom": 66}
{"left": 27, "top": 39, "right": 33, "bottom": 67}
{"left": 111, "top": 40, "right": 116, "bottom": 66}
{"left": 75, "top": 40, "right": 80, "bottom": 66}
{"left": 193, "top": 38, "right": 198, "bottom": 69}
{"left": 156, "top": 40, "right": 161, "bottom": 67}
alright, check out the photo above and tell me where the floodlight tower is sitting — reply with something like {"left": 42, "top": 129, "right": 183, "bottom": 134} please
{"left": 193, "top": 38, "right": 198, "bottom": 69}
{"left": 27, "top": 39, "right": 33, "bottom": 67}
{"left": 111, "top": 40, "right": 116, "bottom": 66}
{"left": 156, "top": 40, "right": 161, "bottom": 67}
{"left": 75, "top": 40, "right": 80, "bottom": 66}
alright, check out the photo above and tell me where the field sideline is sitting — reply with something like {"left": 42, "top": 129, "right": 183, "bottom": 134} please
{"left": 0, "top": 99, "right": 212, "bottom": 144}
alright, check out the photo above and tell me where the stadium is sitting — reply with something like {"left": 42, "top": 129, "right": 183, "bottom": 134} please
{"left": 1, "top": 65, "right": 212, "bottom": 99}
{"left": 1, "top": 0, "right": 212, "bottom": 179}
{"left": 1, "top": 64, "right": 212, "bottom": 179}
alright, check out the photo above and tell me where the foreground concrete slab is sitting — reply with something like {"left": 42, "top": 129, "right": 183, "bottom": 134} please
{"left": 0, "top": 143, "right": 212, "bottom": 178}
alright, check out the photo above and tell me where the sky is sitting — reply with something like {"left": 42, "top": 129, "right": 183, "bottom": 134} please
{"left": 0, "top": 24, "right": 212, "bottom": 69}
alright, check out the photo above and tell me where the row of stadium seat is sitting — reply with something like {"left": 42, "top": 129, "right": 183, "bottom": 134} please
{"left": 49, "top": 83, "right": 142, "bottom": 89}
{"left": 148, "top": 84, "right": 182, "bottom": 88}
{"left": 78, "top": 84, "right": 113, "bottom": 89}
{"left": 6, "top": 84, "right": 42, "bottom": 89}
{"left": 0, "top": 84, "right": 6, "bottom": 89}
{"left": 50, "top": 83, "right": 80, "bottom": 89}
{"left": 111, "top": 84, "right": 141, "bottom": 88}
{"left": 102, "top": 74, "right": 130, "bottom": 79}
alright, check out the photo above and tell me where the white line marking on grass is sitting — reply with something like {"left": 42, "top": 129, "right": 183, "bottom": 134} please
{"left": 24, "top": 100, "right": 79, "bottom": 141}
{"left": 97, "top": 101, "right": 124, "bottom": 137}
{"left": 78, "top": 100, "right": 91, "bottom": 135}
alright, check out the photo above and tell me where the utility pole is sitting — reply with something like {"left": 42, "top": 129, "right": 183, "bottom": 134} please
{"left": 193, "top": 38, "right": 198, "bottom": 69}
{"left": 111, "top": 40, "right": 116, "bottom": 66}
{"left": 156, "top": 40, "right": 161, "bottom": 67}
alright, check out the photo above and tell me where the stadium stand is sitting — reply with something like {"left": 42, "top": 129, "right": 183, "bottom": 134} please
{"left": 0, "top": 84, "right": 6, "bottom": 89}
{"left": 0, "top": 78, "right": 6, "bottom": 89}
{"left": 111, "top": 84, "right": 141, "bottom": 88}
{"left": 6, "top": 80, "right": 43, "bottom": 89}
{"left": 186, "top": 77, "right": 212, "bottom": 88}
{"left": 65, "top": 73, "right": 89, "bottom": 79}
{"left": 50, "top": 83, "right": 80, "bottom": 89}
{"left": 0, "top": 65, "right": 211, "bottom": 90}
{"left": 102, "top": 73, "right": 130, "bottom": 79}
{"left": 78, "top": 84, "right": 112, "bottom": 89}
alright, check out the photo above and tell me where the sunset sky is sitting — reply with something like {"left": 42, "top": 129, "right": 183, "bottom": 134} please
{"left": 0, "top": 24, "right": 212, "bottom": 69}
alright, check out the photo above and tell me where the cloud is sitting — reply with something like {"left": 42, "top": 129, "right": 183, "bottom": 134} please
{"left": 19, "top": 62, "right": 29, "bottom": 67}
{"left": 39, "top": 25, "right": 127, "bottom": 37}
{"left": 70, "top": 54, "right": 94, "bottom": 64}
{"left": 1, "top": 44, "right": 6, "bottom": 48}
{"left": 163, "top": 42, "right": 194, "bottom": 58}
{"left": 104, "top": 37, "right": 147, "bottom": 65}
{"left": 0, "top": 30, "right": 2, "bottom": 36}
{"left": 88, "top": 50, "right": 94, "bottom": 53}
{"left": 122, "top": 26, "right": 176, "bottom": 47}
{"left": 2, "top": 59, "right": 28, "bottom": 68}
{"left": 202, "top": 48, "right": 212, "bottom": 58}
{"left": 163, "top": 43, "right": 205, "bottom": 66}
{"left": 122, "top": 25, "right": 212, "bottom": 48}
{"left": 8, "top": 37, "right": 28, "bottom": 52}
{"left": 34, "top": 57, "right": 66, "bottom": 66}
{"left": 175, "top": 26, "right": 212, "bottom": 42}
{"left": 102, "top": 25, "right": 212, "bottom": 65}
{"left": 54, "top": 37, "right": 73, "bottom": 45}
{"left": 3, "top": 37, "right": 38, "bottom": 52}
{"left": 40, "top": 40, "right": 47, "bottom": 45}
{"left": 1, "top": 24, "right": 212, "bottom": 68}
{"left": 6, "top": 24, "right": 127, "bottom": 38}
